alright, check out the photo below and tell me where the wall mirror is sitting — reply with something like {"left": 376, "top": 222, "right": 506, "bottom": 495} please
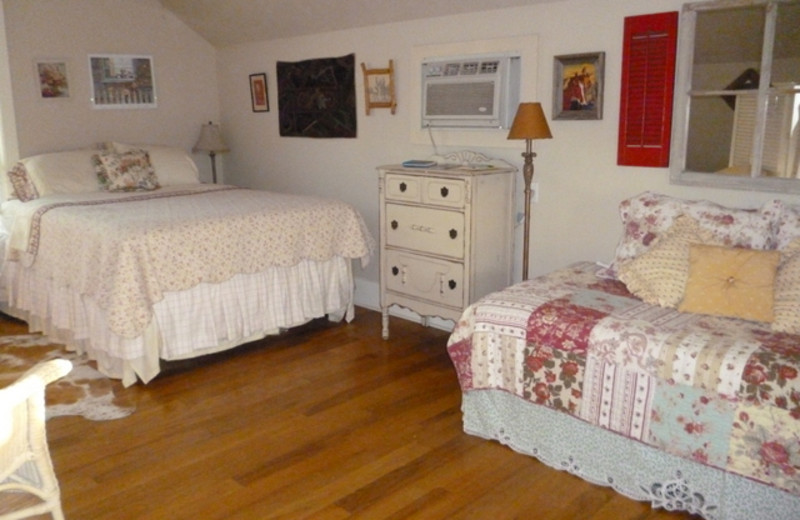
{"left": 670, "top": 0, "right": 800, "bottom": 193}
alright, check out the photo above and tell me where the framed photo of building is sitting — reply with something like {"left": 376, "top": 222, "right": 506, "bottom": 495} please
{"left": 249, "top": 73, "right": 269, "bottom": 112}
{"left": 553, "top": 52, "right": 604, "bottom": 120}
{"left": 89, "top": 54, "right": 156, "bottom": 109}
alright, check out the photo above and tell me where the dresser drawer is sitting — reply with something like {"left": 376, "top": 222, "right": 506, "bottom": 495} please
{"left": 384, "top": 250, "right": 464, "bottom": 308}
{"left": 385, "top": 203, "right": 464, "bottom": 258}
{"left": 384, "top": 173, "right": 466, "bottom": 209}
{"left": 384, "top": 174, "right": 422, "bottom": 202}
{"left": 423, "top": 177, "right": 465, "bottom": 208}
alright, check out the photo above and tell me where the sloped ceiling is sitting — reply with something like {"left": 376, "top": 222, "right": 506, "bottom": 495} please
{"left": 158, "top": 0, "right": 557, "bottom": 47}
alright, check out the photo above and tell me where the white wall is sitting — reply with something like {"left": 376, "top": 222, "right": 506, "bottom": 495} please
{"left": 1, "top": 0, "right": 222, "bottom": 182}
{"left": 4, "top": 0, "right": 800, "bottom": 315}
{"left": 216, "top": 0, "right": 800, "bottom": 312}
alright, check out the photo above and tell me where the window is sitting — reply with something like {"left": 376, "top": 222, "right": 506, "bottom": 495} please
{"left": 670, "top": 0, "right": 800, "bottom": 193}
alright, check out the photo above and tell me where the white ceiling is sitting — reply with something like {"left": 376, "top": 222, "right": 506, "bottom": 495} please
{"left": 158, "top": 0, "right": 557, "bottom": 47}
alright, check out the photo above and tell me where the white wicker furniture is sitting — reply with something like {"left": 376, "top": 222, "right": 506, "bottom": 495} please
{"left": 0, "top": 359, "right": 72, "bottom": 520}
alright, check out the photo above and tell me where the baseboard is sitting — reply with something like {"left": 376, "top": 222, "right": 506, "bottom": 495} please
{"left": 353, "top": 277, "right": 455, "bottom": 333}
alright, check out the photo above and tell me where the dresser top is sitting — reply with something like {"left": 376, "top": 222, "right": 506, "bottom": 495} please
{"left": 379, "top": 149, "right": 516, "bottom": 176}
{"left": 378, "top": 164, "right": 515, "bottom": 176}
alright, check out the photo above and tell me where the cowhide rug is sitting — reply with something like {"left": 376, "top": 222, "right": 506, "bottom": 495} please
{"left": 0, "top": 333, "right": 135, "bottom": 421}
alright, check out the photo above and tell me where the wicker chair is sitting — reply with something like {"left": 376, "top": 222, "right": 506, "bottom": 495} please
{"left": 0, "top": 359, "right": 72, "bottom": 520}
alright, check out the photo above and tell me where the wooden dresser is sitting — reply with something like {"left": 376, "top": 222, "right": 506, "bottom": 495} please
{"left": 378, "top": 151, "right": 516, "bottom": 339}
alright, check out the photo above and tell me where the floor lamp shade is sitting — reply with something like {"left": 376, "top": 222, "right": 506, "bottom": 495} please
{"left": 192, "top": 121, "right": 229, "bottom": 183}
{"left": 507, "top": 102, "right": 552, "bottom": 281}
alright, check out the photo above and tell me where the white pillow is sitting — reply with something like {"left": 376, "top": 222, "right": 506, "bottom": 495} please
{"left": 112, "top": 142, "right": 200, "bottom": 185}
{"left": 22, "top": 149, "right": 101, "bottom": 196}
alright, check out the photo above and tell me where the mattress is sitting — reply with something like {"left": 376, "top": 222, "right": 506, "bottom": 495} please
{"left": 447, "top": 262, "right": 800, "bottom": 513}
{"left": 1, "top": 185, "right": 374, "bottom": 384}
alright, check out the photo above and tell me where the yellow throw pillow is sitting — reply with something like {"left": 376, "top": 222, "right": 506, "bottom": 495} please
{"left": 772, "top": 238, "right": 800, "bottom": 334}
{"left": 617, "top": 215, "right": 718, "bottom": 307}
{"left": 679, "top": 244, "right": 780, "bottom": 323}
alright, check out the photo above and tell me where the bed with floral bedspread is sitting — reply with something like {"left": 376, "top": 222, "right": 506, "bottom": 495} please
{"left": 447, "top": 189, "right": 800, "bottom": 520}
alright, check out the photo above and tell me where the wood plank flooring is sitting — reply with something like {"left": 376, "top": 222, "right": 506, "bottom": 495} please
{"left": 4, "top": 308, "right": 699, "bottom": 519}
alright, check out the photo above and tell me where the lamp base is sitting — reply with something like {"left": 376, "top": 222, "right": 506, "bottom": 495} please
{"left": 209, "top": 151, "right": 217, "bottom": 184}
{"left": 521, "top": 139, "right": 536, "bottom": 281}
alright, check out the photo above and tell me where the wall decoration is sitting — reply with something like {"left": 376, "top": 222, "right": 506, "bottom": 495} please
{"left": 361, "top": 60, "right": 396, "bottom": 115}
{"left": 276, "top": 53, "right": 357, "bottom": 138}
{"left": 89, "top": 54, "right": 156, "bottom": 109}
{"left": 36, "top": 60, "right": 70, "bottom": 98}
{"left": 249, "top": 73, "right": 269, "bottom": 112}
{"left": 617, "top": 12, "right": 677, "bottom": 167}
{"left": 553, "top": 52, "right": 604, "bottom": 120}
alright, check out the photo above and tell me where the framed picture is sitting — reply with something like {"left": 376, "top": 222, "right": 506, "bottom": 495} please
{"left": 553, "top": 52, "right": 605, "bottom": 120}
{"left": 250, "top": 73, "right": 269, "bottom": 112}
{"left": 361, "top": 60, "right": 396, "bottom": 115}
{"left": 36, "top": 60, "right": 70, "bottom": 98}
{"left": 89, "top": 54, "right": 156, "bottom": 109}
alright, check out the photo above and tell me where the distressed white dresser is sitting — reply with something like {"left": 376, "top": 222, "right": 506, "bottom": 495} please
{"left": 378, "top": 151, "right": 516, "bottom": 339}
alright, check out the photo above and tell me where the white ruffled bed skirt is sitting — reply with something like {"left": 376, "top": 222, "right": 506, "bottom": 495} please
{"left": 2, "top": 257, "right": 355, "bottom": 385}
{"left": 461, "top": 389, "right": 800, "bottom": 520}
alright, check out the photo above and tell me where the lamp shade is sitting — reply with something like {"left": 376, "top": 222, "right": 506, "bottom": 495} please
{"left": 192, "top": 121, "right": 229, "bottom": 154}
{"left": 507, "top": 102, "right": 553, "bottom": 140}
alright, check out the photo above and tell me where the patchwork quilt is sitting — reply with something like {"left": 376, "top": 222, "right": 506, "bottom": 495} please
{"left": 447, "top": 262, "right": 800, "bottom": 496}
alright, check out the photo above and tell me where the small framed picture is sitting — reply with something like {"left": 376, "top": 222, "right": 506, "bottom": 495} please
{"left": 249, "top": 73, "right": 269, "bottom": 112}
{"left": 553, "top": 52, "right": 605, "bottom": 120}
{"left": 361, "top": 60, "right": 396, "bottom": 115}
{"left": 36, "top": 60, "right": 70, "bottom": 98}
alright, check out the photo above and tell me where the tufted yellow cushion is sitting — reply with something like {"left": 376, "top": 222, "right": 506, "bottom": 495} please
{"left": 679, "top": 244, "right": 780, "bottom": 322}
{"left": 772, "top": 239, "right": 800, "bottom": 334}
{"left": 617, "top": 215, "right": 718, "bottom": 307}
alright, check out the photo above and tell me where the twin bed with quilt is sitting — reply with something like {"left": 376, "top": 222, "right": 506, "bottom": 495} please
{"left": 447, "top": 192, "right": 800, "bottom": 519}
{"left": 0, "top": 143, "right": 373, "bottom": 386}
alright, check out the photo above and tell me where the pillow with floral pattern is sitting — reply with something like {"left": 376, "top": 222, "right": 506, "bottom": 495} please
{"left": 93, "top": 149, "right": 160, "bottom": 192}
{"left": 7, "top": 162, "right": 39, "bottom": 202}
{"left": 609, "top": 191, "right": 780, "bottom": 277}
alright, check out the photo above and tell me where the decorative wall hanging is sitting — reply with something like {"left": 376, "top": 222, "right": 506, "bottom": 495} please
{"left": 249, "top": 73, "right": 269, "bottom": 112}
{"left": 361, "top": 60, "right": 396, "bottom": 115}
{"left": 89, "top": 54, "right": 156, "bottom": 109}
{"left": 552, "top": 52, "right": 604, "bottom": 120}
{"left": 276, "top": 53, "right": 357, "bottom": 138}
{"left": 36, "top": 60, "right": 70, "bottom": 98}
{"left": 617, "top": 12, "right": 678, "bottom": 167}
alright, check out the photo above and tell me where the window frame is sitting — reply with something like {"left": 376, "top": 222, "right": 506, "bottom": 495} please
{"left": 670, "top": 0, "right": 800, "bottom": 193}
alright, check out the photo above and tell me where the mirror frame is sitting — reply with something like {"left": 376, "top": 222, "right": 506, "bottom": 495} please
{"left": 670, "top": 0, "right": 800, "bottom": 194}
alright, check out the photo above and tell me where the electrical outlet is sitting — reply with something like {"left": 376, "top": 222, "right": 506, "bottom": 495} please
{"left": 531, "top": 182, "right": 539, "bottom": 203}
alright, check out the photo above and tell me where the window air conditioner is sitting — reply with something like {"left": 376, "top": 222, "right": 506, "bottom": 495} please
{"left": 421, "top": 53, "right": 521, "bottom": 129}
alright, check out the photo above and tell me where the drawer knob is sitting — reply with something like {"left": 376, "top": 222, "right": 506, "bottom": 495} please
{"left": 399, "top": 182, "right": 407, "bottom": 192}
{"left": 391, "top": 220, "right": 398, "bottom": 230}
{"left": 448, "top": 279, "right": 457, "bottom": 290}
{"left": 391, "top": 266, "right": 399, "bottom": 276}
{"left": 449, "top": 228, "right": 458, "bottom": 239}
{"left": 440, "top": 186, "right": 449, "bottom": 197}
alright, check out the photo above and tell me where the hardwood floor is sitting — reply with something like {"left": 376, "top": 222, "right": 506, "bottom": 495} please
{"left": 7, "top": 308, "right": 698, "bottom": 519}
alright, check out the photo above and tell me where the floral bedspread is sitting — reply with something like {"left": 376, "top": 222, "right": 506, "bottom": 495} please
{"left": 5, "top": 185, "right": 374, "bottom": 341}
{"left": 447, "top": 262, "right": 800, "bottom": 496}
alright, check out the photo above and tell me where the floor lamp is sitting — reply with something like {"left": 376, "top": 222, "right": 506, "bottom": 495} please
{"left": 507, "top": 102, "right": 552, "bottom": 281}
{"left": 192, "top": 121, "right": 229, "bottom": 183}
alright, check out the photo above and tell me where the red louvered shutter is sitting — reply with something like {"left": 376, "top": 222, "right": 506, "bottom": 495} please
{"left": 617, "top": 12, "right": 679, "bottom": 167}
